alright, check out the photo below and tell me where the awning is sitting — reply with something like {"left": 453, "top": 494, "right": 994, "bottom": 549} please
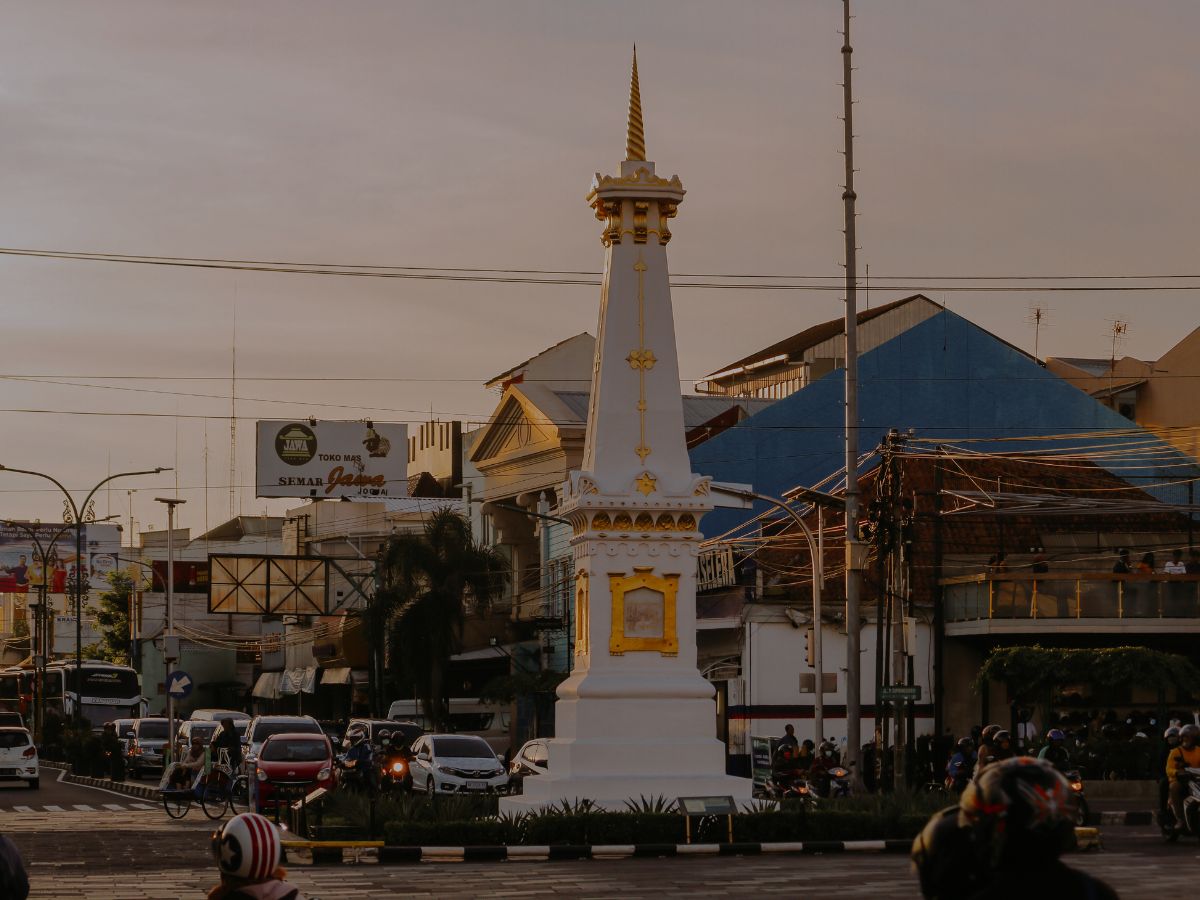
{"left": 320, "top": 666, "right": 353, "bottom": 686}
{"left": 252, "top": 671, "right": 282, "bottom": 700}
{"left": 279, "top": 666, "right": 319, "bottom": 695}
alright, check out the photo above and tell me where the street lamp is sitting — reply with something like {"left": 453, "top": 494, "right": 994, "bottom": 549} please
{"left": 155, "top": 497, "right": 185, "bottom": 760}
{"left": 709, "top": 485, "right": 830, "bottom": 752}
{"left": 0, "top": 465, "right": 170, "bottom": 723}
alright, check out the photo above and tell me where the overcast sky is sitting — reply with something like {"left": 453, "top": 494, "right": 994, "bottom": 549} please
{"left": 1, "top": 0, "right": 1197, "bottom": 535}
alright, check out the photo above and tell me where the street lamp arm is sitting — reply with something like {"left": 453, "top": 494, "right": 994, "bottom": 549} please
{"left": 79, "top": 469, "right": 172, "bottom": 521}
{"left": 0, "top": 466, "right": 78, "bottom": 516}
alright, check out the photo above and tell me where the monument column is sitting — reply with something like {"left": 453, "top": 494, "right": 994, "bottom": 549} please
{"left": 503, "top": 51, "right": 751, "bottom": 811}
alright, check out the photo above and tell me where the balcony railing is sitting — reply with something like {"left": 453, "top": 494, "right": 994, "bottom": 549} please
{"left": 942, "top": 573, "right": 1200, "bottom": 622}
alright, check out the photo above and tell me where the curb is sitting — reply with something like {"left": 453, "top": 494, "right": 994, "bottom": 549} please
{"left": 297, "top": 840, "right": 917, "bottom": 865}
{"left": 1092, "top": 811, "right": 1153, "bottom": 827}
{"left": 42, "top": 762, "right": 159, "bottom": 801}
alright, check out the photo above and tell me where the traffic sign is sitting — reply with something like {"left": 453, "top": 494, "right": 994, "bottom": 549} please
{"left": 166, "top": 670, "right": 194, "bottom": 699}
{"left": 879, "top": 684, "right": 921, "bottom": 702}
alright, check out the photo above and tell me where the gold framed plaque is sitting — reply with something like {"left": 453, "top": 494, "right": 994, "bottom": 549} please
{"left": 608, "top": 566, "right": 679, "bottom": 656}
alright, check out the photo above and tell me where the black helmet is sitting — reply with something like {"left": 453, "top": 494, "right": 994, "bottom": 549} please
{"left": 1182, "top": 724, "right": 1200, "bottom": 742}
{"left": 956, "top": 737, "right": 974, "bottom": 752}
{"left": 980, "top": 724, "right": 1002, "bottom": 745}
{"left": 1101, "top": 723, "right": 1120, "bottom": 740}
{"left": 911, "top": 806, "right": 983, "bottom": 899}
{"left": 1164, "top": 725, "right": 1182, "bottom": 742}
{"left": 993, "top": 730, "right": 1011, "bottom": 745}
{"left": 959, "top": 757, "right": 1077, "bottom": 871}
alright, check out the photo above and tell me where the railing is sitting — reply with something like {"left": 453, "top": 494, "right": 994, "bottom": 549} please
{"left": 941, "top": 573, "right": 1200, "bottom": 622}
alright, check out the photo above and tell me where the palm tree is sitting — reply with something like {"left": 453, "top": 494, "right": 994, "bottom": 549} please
{"left": 372, "top": 507, "right": 508, "bottom": 731}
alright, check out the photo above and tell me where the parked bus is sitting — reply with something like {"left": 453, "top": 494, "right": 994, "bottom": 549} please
{"left": 0, "top": 661, "right": 144, "bottom": 728}
{"left": 386, "top": 698, "right": 510, "bottom": 755}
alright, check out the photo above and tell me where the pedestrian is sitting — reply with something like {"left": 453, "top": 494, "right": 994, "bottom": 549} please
{"left": 212, "top": 717, "right": 243, "bottom": 773}
{"left": 1137, "top": 552, "right": 1156, "bottom": 574}
{"left": 1164, "top": 549, "right": 1187, "bottom": 575}
{"left": 1112, "top": 549, "right": 1132, "bottom": 574}
{"left": 1030, "top": 549, "right": 1049, "bottom": 575}
{"left": 775, "top": 723, "right": 799, "bottom": 760}
{"left": 0, "top": 832, "right": 29, "bottom": 900}
{"left": 208, "top": 813, "right": 306, "bottom": 900}
{"left": 100, "top": 721, "right": 125, "bottom": 781}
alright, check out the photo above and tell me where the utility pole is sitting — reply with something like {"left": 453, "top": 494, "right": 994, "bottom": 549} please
{"left": 841, "top": 0, "right": 865, "bottom": 787}
{"left": 156, "top": 497, "right": 185, "bottom": 760}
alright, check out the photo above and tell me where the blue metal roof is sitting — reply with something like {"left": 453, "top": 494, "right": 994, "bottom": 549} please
{"left": 690, "top": 310, "right": 1198, "bottom": 536}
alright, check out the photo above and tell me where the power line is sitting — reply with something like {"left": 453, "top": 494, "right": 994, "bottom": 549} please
{"left": 3, "top": 246, "right": 1200, "bottom": 291}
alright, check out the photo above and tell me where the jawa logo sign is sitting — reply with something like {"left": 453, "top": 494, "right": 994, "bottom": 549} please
{"left": 275, "top": 424, "right": 317, "bottom": 466}
{"left": 257, "top": 420, "right": 409, "bottom": 499}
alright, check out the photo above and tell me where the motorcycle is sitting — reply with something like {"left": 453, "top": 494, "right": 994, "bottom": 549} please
{"left": 1064, "top": 769, "right": 1089, "bottom": 826}
{"left": 1160, "top": 767, "right": 1200, "bottom": 842}
{"left": 336, "top": 747, "right": 380, "bottom": 795}
{"left": 378, "top": 737, "right": 413, "bottom": 793}
{"left": 764, "top": 766, "right": 818, "bottom": 806}
{"left": 812, "top": 765, "right": 851, "bottom": 799}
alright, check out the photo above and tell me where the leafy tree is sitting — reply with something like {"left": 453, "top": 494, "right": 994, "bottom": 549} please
{"left": 373, "top": 508, "right": 508, "bottom": 731}
{"left": 84, "top": 570, "right": 133, "bottom": 664}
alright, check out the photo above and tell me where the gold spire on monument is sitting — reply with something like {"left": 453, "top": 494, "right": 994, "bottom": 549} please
{"left": 625, "top": 47, "right": 646, "bottom": 161}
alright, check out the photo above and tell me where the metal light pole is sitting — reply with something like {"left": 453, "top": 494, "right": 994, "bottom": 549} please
{"left": 0, "top": 465, "right": 170, "bottom": 723}
{"left": 710, "top": 486, "right": 827, "bottom": 745}
{"left": 155, "top": 497, "right": 185, "bottom": 760}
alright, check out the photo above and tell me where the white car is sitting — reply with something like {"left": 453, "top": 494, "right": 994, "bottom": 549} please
{"left": 0, "top": 727, "right": 39, "bottom": 789}
{"left": 410, "top": 734, "right": 509, "bottom": 796}
{"left": 508, "top": 739, "right": 549, "bottom": 794}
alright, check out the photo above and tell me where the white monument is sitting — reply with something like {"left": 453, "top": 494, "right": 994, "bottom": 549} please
{"left": 502, "top": 51, "right": 752, "bottom": 812}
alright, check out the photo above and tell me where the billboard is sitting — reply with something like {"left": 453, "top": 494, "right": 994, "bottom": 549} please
{"left": 255, "top": 420, "right": 409, "bottom": 499}
{"left": 0, "top": 521, "right": 121, "bottom": 594}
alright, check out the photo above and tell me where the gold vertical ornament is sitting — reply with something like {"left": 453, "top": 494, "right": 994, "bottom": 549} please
{"left": 626, "top": 253, "right": 656, "bottom": 467}
{"left": 626, "top": 47, "right": 646, "bottom": 162}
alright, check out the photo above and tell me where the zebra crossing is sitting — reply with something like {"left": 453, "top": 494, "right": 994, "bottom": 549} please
{"left": 3, "top": 801, "right": 156, "bottom": 813}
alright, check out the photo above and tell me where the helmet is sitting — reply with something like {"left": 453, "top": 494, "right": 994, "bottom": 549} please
{"left": 1046, "top": 728, "right": 1065, "bottom": 743}
{"left": 1101, "top": 723, "right": 1120, "bottom": 740}
{"left": 1181, "top": 724, "right": 1200, "bottom": 742}
{"left": 980, "top": 724, "right": 1002, "bottom": 745}
{"left": 819, "top": 740, "right": 837, "bottom": 757}
{"left": 911, "top": 806, "right": 982, "bottom": 899}
{"left": 1165, "top": 726, "right": 1182, "bottom": 742}
{"left": 211, "top": 813, "right": 282, "bottom": 882}
{"left": 958, "top": 757, "right": 1077, "bottom": 871}
{"left": 993, "top": 730, "right": 1011, "bottom": 745}
{"left": 956, "top": 737, "right": 974, "bottom": 752}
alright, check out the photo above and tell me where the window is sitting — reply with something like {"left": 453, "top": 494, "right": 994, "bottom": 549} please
{"left": 253, "top": 720, "right": 322, "bottom": 742}
{"left": 261, "top": 739, "right": 328, "bottom": 762}
{"left": 0, "top": 731, "right": 30, "bottom": 749}
{"left": 136, "top": 720, "right": 169, "bottom": 740}
{"left": 432, "top": 736, "right": 495, "bottom": 758}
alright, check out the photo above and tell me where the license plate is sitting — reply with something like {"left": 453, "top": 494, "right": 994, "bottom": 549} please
{"left": 466, "top": 780, "right": 487, "bottom": 790}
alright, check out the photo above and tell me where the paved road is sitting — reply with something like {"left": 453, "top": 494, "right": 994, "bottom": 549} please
{"left": 3, "top": 775, "right": 1194, "bottom": 899}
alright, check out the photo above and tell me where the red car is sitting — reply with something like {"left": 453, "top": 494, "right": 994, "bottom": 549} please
{"left": 253, "top": 732, "right": 336, "bottom": 813}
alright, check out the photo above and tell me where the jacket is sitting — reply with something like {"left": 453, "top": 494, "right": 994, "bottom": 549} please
{"left": 1166, "top": 744, "right": 1200, "bottom": 780}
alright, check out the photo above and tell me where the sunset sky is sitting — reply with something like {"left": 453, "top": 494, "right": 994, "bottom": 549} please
{"left": 2, "top": 0, "right": 1197, "bottom": 535}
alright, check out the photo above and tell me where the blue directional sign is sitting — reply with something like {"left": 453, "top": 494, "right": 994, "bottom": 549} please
{"left": 166, "top": 670, "right": 194, "bottom": 699}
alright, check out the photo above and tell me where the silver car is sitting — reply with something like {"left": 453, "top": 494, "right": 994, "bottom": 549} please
{"left": 410, "top": 734, "right": 509, "bottom": 796}
{"left": 127, "top": 717, "right": 170, "bottom": 779}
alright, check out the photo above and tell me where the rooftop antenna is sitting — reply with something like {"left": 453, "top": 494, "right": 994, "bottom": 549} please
{"left": 1026, "top": 304, "right": 1052, "bottom": 360}
{"left": 229, "top": 297, "right": 238, "bottom": 521}
{"left": 1107, "top": 318, "right": 1129, "bottom": 406}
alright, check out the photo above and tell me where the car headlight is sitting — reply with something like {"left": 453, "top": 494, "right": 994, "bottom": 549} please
{"left": 317, "top": 767, "right": 331, "bottom": 781}
{"left": 437, "top": 765, "right": 457, "bottom": 775}
{"left": 256, "top": 768, "right": 268, "bottom": 782}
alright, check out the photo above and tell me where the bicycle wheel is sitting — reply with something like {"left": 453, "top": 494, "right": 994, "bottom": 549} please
{"left": 229, "top": 775, "right": 249, "bottom": 815}
{"left": 200, "top": 780, "right": 230, "bottom": 820}
{"left": 162, "top": 791, "right": 190, "bottom": 819}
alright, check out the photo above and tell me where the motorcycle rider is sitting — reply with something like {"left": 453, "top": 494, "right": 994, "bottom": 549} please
{"left": 1166, "top": 723, "right": 1200, "bottom": 834}
{"left": 990, "top": 730, "right": 1015, "bottom": 765}
{"left": 1160, "top": 725, "right": 1181, "bottom": 819}
{"left": 973, "top": 724, "right": 1002, "bottom": 776}
{"left": 341, "top": 727, "right": 378, "bottom": 792}
{"left": 954, "top": 757, "right": 1118, "bottom": 899}
{"left": 945, "top": 738, "right": 975, "bottom": 791}
{"left": 208, "top": 812, "right": 307, "bottom": 900}
{"left": 911, "top": 806, "right": 984, "bottom": 899}
{"left": 810, "top": 740, "right": 842, "bottom": 797}
{"left": 1037, "top": 728, "right": 1071, "bottom": 772}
